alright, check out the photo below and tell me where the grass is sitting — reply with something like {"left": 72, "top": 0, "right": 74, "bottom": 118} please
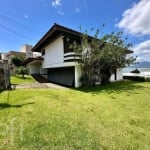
{"left": 0, "top": 80, "right": 150, "bottom": 150}
{"left": 10, "top": 75, "right": 36, "bottom": 84}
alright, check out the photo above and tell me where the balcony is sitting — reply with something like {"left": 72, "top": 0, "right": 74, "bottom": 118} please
{"left": 64, "top": 52, "right": 81, "bottom": 62}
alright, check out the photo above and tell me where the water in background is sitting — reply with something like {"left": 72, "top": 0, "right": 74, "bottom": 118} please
{"left": 123, "top": 67, "right": 150, "bottom": 76}
{"left": 123, "top": 67, "right": 150, "bottom": 73}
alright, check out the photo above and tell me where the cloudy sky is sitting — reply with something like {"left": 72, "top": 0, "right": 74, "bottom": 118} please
{"left": 0, "top": 0, "right": 150, "bottom": 62}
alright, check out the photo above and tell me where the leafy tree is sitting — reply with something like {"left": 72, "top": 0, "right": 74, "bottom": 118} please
{"left": 11, "top": 56, "right": 27, "bottom": 78}
{"left": 70, "top": 28, "right": 135, "bottom": 87}
{"left": 11, "top": 56, "right": 24, "bottom": 67}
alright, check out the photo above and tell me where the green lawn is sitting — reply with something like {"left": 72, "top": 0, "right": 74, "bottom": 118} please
{"left": 0, "top": 81, "right": 150, "bottom": 150}
{"left": 10, "top": 75, "right": 36, "bottom": 84}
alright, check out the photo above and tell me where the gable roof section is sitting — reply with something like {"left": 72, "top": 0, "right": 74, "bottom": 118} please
{"left": 32, "top": 23, "right": 84, "bottom": 52}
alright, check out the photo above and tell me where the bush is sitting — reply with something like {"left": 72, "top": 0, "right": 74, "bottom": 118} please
{"left": 130, "top": 68, "right": 140, "bottom": 73}
{"left": 145, "top": 77, "right": 150, "bottom": 82}
{"left": 123, "top": 76, "right": 145, "bottom": 81}
{"left": 15, "top": 67, "right": 28, "bottom": 76}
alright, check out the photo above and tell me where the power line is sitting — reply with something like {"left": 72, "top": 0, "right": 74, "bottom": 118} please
{"left": 0, "top": 13, "right": 42, "bottom": 35}
{"left": 0, "top": 23, "right": 36, "bottom": 41}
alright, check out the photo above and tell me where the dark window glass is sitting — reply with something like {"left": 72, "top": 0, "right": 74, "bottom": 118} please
{"left": 42, "top": 49, "right": 45, "bottom": 56}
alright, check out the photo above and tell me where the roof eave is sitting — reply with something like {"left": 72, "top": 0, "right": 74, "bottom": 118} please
{"left": 32, "top": 23, "right": 83, "bottom": 52}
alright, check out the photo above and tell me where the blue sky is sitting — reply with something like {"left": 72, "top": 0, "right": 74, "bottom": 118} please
{"left": 0, "top": 0, "right": 150, "bottom": 62}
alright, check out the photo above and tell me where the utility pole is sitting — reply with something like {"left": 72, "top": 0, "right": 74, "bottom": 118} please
{"left": 0, "top": 60, "right": 10, "bottom": 89}
{"left": 3, "top": 60, "right": 10, "bottom": 89}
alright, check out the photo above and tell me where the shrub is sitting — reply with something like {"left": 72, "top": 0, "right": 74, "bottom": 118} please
{"left": 130, "top": 68, "right": 140, "bottom": 73}
{"left": 123, "top": 76, "right": 145, "bottom": 81}
{"left": 15, "top": 67, "right": 28, "bottom": 76}
{"left": 145, "top": 77, "right": 150, "bottom": 82}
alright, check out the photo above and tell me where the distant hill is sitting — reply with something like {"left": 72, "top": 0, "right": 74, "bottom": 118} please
{"left": 132, "top": 61, "right": 150, "bottom": 68}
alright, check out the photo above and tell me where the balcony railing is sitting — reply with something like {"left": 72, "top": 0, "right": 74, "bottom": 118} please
{"left": 64, "top": 52, "right": 81, "bottom": 62}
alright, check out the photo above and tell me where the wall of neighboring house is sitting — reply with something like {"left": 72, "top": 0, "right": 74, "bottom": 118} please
{"left": 1, "top": 53, "right": 7, "bottom": 60}
{"left": 20, "top": 44, "right": 32, "bottom": 53}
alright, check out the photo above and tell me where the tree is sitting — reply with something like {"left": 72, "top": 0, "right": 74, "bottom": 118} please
{"left": 11, "top": 56, "right": 24, "bottom": 67}
{"left": 11, "top": 56, "right": 27, "bottom": 78}
{"left": 70, "top": 28, "right": 135, "bottom": 87}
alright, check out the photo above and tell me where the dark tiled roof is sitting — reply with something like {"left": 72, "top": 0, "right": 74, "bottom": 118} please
{"left": 32, "top": 23, "right": 88, "bottom": 52}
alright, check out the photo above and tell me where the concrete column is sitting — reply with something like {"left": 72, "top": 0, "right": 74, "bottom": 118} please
{"left": 75, "top": 64, "right": 82, "bottom": 88}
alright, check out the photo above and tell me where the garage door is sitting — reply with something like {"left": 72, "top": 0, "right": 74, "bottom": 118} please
{"left": 48, "top": 67, "right": 75, "bottom": 87}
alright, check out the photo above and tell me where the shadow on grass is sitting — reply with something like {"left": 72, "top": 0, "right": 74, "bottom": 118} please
{"left": 0, "top": 85, "right": 18, "bottom": 93}
{"left": 76, "top": 81, "right": 145, "bottom": 95}
{"left": 0, "top": 102, "right": 35, "bottom": 109}
{"left": 0, "top": 89, "right": 3, "bottom": 93}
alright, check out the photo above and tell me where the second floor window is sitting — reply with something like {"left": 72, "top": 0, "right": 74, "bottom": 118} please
{"left": 64, "top": 37, "right": 80, "bottom": 54}
{"left": 42, "top": 49, "right": 45, "bottom": 56}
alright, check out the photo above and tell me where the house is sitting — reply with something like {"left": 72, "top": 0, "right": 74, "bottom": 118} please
{"left": 0, "top": 44, "right": 33, "bottom": 75}
{"left": 25, "top": 23, "right": 124, "bottom": 87}
{"left": 5, "top": 51, "right": 26, "bottom": 75}
{"left": 20, "top": 44, "right": 33, "bottom": 53}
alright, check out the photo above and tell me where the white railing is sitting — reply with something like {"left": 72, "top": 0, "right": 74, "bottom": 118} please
{"left": 64, "top": 52, "right": 81, "bottom": 61}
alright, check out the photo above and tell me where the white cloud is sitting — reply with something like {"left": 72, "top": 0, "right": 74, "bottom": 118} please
{"left": 52, "top": 0, "right": 61, "bottom": 7}
{"left": 24, "top": 15, "right": 28, "bottom": 19}
{"left": 132, "top": 40, "right": 150, "bottom": 62}
{"left": 75, "top": 8, "right": 80, "bottom": 13}
{"left": 57, "top": 10, "right": 64, "bottom": 15}
{"left": 117, "top": 0, "right": 150, "bottom": 36}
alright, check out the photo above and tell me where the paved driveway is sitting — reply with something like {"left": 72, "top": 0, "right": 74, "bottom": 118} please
{"left": 14, "top": 82, "right": 68, "bottom": 89}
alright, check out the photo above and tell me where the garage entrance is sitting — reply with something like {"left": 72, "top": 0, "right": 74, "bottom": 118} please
{"left": 48, "top": 67, "right": 75, "bottom": 87}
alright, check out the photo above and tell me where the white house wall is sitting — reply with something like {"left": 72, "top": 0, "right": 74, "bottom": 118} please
{"left": 110, "top": 69, "right": 123, "bottom": 81}
{"left": 28, "top": 63, "right": 40, "bottom": 74}
{"left": 43, "top": 37, "right": 64, "bottom": 68}
{"left": 40, "top": 68, "right": 47, "bottom": 74}
{"left": 40, "top": 68, "right": 48, "bottom": 79}
{"left": 117, "top": 69, "right": 123, "bottom": 80}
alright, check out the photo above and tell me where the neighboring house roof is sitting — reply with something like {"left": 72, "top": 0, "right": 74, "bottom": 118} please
{"left": 7, "top": 51, "right": 26, "bottom": 57}
{"left": 32, "top": 23, "right": 133, "bottom": 54}
{"left": 23, "top": 56, "right": 43, "bottom": 65}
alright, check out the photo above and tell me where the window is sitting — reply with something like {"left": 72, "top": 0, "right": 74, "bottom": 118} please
{"left": 42, "top": 49, "right": 45, "bottom": 56}
{"left": 64, "top": 37, "right": 80, "bottom": 53}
